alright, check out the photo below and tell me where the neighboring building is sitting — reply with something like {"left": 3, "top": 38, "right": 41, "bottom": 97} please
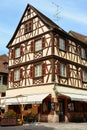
{"left": 0, "top": 54, "right": 8, "bottom": 97}
{"left": 5, "top": 4, "right": 87, "bottom": 123}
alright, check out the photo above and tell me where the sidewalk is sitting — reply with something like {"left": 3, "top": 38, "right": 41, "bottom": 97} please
{"left": 0, "top": 122, "right": 87, "bottom": 130}
{"left": 37, "top": 122, "right": 87, "bottom": 130}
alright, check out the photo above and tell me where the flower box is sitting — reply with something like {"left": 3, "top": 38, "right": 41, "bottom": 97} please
{"left": 1, "top": 109, "right": 17, "bottom": 126}
{"left": 1, "top": 117, "right": 16, "bottom": 126}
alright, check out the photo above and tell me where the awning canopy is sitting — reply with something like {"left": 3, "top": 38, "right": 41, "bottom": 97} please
{"left": 55, "top": 86, "right": 87, "bottom": 102}
{"left": 1, "top": 93, "right": 49, "bottom": 105}
{"left": 59, "top": 93, "right": 87, "bottom": 101}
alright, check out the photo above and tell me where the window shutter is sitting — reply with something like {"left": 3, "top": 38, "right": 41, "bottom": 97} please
{"left": 80, "top": 69, "right": 83, "bottom": 81}
{"left": 42, "top": 37, "right": 45, "bottom": 48}
{"left": 85, "top": 48, "right": 87, "bottom": 59}
{"left": 20, "top": 68, "right": 23, "bottom": 80}
{"left": 10, "top": 71, "right": 14, "bottom": 82}
{"left": 31, "top": 41, "right": 35, "bottom": 52}
{"left": 57, "top": 62, "right": 60, "bottom": 76}
{"left": 78, "top": 45, "right": 81, "bottom": 56}
{"left": 55, "top": 34, "right": 59, "bottom": 48}
{"left": 66, "top": 39, "right": 69, "bottom": 51}
{"left": 42, "top": 62, "right": 46, "bottom": 76}
{"left": 67, "top": 64, "right": 70, "bottom": 78}
{"left": 20, "top": 45, "right": 24, "bottom": 56}
{"left": 11, "top": 49, "right": 14, "bottom": 59}
{"left": 30, "top": 65, "right": 34, "bottom": 78}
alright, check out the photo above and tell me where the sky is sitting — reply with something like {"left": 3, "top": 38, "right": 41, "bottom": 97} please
{"left": 0, "top": 0, "right": 87, "bottom": 55}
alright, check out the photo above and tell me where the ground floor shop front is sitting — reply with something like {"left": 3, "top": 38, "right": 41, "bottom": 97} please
{"left": 1, "top": 85, "right": 87, "bottom": 124}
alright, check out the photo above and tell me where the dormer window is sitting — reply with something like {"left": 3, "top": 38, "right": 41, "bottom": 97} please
{"left": 3, "top": 62, "right": 8, "bottom": 70}
{"left": 24, "top": 20, "right": 33, "bottom": 34}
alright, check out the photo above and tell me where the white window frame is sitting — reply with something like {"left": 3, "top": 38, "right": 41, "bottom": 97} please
{"left": 82, "top": 70, "right": 87, "bottom": 82}
{"left": 15, "top": 47, "right": 20, "bottom": 58}
{"left": 35, "top": 64, "right": 42, "bottom": 77}
{"left": 60, "top": 64, "right": 67, "bottom": 77}
{"left": 59, "top": 38, "right": 66, "bottom": 51}
{"left": 81, "top": 48, "right": 86, "bottom": 59}
{"left": 35, "top": 39, "right": 42, "bottom": 52}
{"left": 14, "top": 69, "right": 20, "bottom": 81}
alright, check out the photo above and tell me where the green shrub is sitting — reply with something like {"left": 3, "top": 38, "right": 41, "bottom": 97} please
{"left": 4, "top": 110, "right": 16, "bottom": 118}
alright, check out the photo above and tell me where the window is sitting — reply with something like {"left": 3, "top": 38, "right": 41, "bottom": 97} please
{"left": 0, "top": 76, "right": 2, "bottom": 85}
{"left": 14, "top": 69, "right": 20, "bottom": 81}
{"left": 15, "top": 47, "right": 20, "bottom": 58}
{"left": 35, "top": 64, "right": 42, "bottom": 77}
{"left": 81, "top": 48, "right": 86, "bottom": 59}
{"left": 24, "top": 104, "right": 32, "bottom": 110}
{"left": 4, "top": 63, "right": 8, "bottom": 70}
{"left": 60, "top": 63, "right": 67, "bottom": 77}
{"left": 3, "top": 76, "right": 7, "bottom": 85}
{"left": 82, "top": 70, "right": 87, "bottom": 82}
{"left": 1, "top": 93, "right": 5, "bottom": 97}
{"left": 24, "top": 20, "right": 33, "bottom": 34}
{"left": 27, "top": 8, "right": 31, "bottom": 15}
{"left": 35, "top": 39, "right": 42, "bottom": 52}
{"left": 68, "top": 101, "right": 74, "bottom": 112}
{"left": 3, "top": 62, "right": 8, "bottom": 70}
{"left": 59, "top": 38, "right": 66, "bottom": 51}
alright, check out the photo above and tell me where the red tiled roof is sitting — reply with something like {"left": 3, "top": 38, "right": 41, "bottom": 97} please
{"left": 0, "top": 54, "right": 8, "bottom": 73}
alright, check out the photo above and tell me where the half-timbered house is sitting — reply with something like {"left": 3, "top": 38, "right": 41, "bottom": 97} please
{"left": 0, "top": 55, "right": 8, "bottom": 97}
{"left": 0, "top": 54, "right": 8, "bottom": 115}
{"left": 5, "top": 4, "right": 87, "bottom": 123}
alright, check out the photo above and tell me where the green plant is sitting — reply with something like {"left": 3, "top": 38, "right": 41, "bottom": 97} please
{"left": 4, "top": 109, "right": 16, "bottom": 118}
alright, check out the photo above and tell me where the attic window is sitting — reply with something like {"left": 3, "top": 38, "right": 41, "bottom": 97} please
{"left": 27, "top": 8, "right": 31, "bottom": 15}
{"left": 24, "top": 20, "right": 33, "bottom": 34}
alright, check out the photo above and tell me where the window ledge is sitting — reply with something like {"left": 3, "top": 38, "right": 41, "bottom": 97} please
{"left": 59, "top": 76, "right": 68, "bottom": 79}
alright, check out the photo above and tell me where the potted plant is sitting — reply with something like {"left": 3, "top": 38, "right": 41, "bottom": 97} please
{"left": 1, "top": 109, "right": 17, "bottom": 126}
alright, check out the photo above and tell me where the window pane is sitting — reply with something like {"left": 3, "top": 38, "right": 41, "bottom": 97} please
{"left": 35, "top": 39, "right": 42, "bottom": 52}
{"left": 60, "top": 64, "right": 66, "bottom": 77}
{"left": 81, "top": 48, "right": 86, "bottom": 59}
{"left": 82, "top": 70, "right": 87, "bottom": 82}
{"left": 24, "top": 21, "right": 33, "bottom": 34}
{"left": 15, "top": 48, "right": 20, "bottom": 58}
{"left": 14, "top": 70, "right": 20, "bottom": 81}
{"left": 35, "top": 65, "right": 42, "bottom": 77}
{"left": 0, "top": 76, "right": 2, "bottom": 85}
{"left": 59, "top": 38, "right": 65, "bottom": 51}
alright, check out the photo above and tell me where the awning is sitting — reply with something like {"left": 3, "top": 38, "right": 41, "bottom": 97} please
{"left": 1, "top": 93, "right": 49, "bottom": 105}
{"left": 55, "top": 86, "right": 87, "bottom": 101}
{"left": 59, "top": 93, "right": 87, "bottom": 101}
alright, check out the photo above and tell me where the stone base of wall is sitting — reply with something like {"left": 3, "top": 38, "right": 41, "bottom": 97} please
{"left": 40, "top": 113, "right": 59, "bottom": 123}
{"left": 48, "top": 114, "right": 59, "bottom": 122}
